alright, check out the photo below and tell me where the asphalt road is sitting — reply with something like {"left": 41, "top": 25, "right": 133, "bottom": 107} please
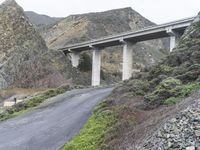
{"left": 0, "top": 87, "right": 113, "bottom": 150}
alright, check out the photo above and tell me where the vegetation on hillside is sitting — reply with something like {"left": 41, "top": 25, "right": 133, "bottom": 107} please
{"left": 62, "top": 15, "right": 200, "bottom": 149}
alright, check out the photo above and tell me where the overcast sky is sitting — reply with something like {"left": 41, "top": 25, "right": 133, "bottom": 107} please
{"left": 0, "top": 0, "right": 199, "bottom": 24}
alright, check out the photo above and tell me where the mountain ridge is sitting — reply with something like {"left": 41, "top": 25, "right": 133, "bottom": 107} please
{"left": 27, "top": 7, "right": 168, "bottom": 84}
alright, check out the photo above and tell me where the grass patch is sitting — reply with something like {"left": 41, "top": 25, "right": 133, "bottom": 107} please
{"left": 0, "top": 85, "right": 83, "bottom": 121}
{"left": 62, "top": 100, "right": 117, "bottom": 150}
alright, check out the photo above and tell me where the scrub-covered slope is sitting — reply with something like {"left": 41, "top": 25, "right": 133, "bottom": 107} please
{"left": 62, "top": 12, "right": 200, "bottom": 150}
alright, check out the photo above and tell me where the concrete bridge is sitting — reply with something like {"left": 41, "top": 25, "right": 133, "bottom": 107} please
{"left": 59, "top": 17, "right": 195, "bottom": 86}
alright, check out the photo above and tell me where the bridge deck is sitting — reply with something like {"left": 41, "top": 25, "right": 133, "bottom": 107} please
{"left": 59, "top": 17, "right": 195, "bottom": 52}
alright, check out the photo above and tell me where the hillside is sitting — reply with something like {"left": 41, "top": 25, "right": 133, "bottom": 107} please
{"left": 25, "top": 11, "right": 62, "bottom": 31}
{"left": 28, "top": 8, "right": 169, "bottom": 84}
{"left": 62, "top": 12, "right": 200, "bottom": 150}
{"left": 0, "top": 0, "right": 72, "bottom": 89}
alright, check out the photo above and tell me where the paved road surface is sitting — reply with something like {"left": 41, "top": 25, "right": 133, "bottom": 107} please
{"left": 0, "top": 87, "right": 113, "bottom": 150}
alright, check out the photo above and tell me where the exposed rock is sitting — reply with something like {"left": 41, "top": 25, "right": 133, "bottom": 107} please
{"left": 0, "top": 0, "right": 72, "bottom": 88}
{"left": 137, "top": 99, "right": 200, "bottom": 150}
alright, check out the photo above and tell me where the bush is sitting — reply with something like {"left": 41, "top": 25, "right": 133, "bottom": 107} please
{"left": 180, "top": 82, "right": 200, "bottom": 97}
{"left": 164, "top": 97, "right": 180, "bottom": 105}
{"left": 145, "top": 77, "right": 182, "bottom": 107}
{"left": 163, "top": 82, "right": 200, "bottom": 105}
{"left": 149, "top": 65, "right": 174, "bottom": 79}
{"left": 114, "top": 79, "right": 150, "bottom": 96}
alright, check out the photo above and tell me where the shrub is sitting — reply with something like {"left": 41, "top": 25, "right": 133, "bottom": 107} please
{"left": 114, "top": 79, "right": 150, "bottom": 96}
{"left": 180, "top": 82, "right": 200, "bottom": 97}
{"left": 145, "top": 77, "right": 182, "bottom": 107}
{"left": 164, "top": 97, "right": 180, "bottom": 105}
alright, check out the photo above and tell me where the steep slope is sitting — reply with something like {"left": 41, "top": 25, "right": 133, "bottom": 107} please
{"left": 0, "top": 0, "right": 72, "bottom": 89}
{"left": 40, "top": 8, "right": 168, "bottom": 83}
{"left": 104, "top": 12, "right": 200, "bottom": 149}
{"left": 42, "top": 7, "right": 155, "bottom": 47}
{"left": 62, "top": 12, "right": 200, "bottom": 150}
{"left": 25, "top": 11, "right": 62, "bottom": 31}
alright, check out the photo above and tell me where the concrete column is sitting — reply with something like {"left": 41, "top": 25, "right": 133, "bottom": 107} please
{"left": 70, "top": 52, "right": 80, "bottom": 68}
{"left": 92, "top": 48, "right": 101, "bottom": 86}
{"left": 170, "top": 35, "right": 176, "bottom": 52}
{"left": 122, "top": 41, "right": 133, "bottom": 80}
{"left": 166, "top": 27, "right": 180, "bottom": 52}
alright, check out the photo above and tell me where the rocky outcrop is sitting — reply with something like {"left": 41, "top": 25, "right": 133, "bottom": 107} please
{"left": 0, "top": 0, "right": 72, "bottom": 89}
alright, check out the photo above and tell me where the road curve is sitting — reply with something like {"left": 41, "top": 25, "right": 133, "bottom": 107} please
{"left": 0, "top": 87, "right": 113, "bottom": 150}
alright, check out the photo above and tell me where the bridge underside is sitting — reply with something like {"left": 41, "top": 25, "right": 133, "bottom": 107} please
{"left": 59, "top": 17, "right": 194, "bottom": 86}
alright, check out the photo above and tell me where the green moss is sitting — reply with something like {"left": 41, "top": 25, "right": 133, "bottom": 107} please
{"left": 62, "top": 101, "right": 116, "bottom": 150}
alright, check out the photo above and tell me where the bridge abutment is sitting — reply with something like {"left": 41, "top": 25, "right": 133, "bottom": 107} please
{"left": 122, "top": 41, "right": 134, "bottom": 80}
{"left": 92, "top": 47, "right": 101, "bottom": 86}
{"left": 70, "top": 52, "right": 80, "bottom": 68}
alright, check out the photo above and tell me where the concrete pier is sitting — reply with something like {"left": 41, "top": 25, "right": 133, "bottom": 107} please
{"left": 170, "top": 36, "right": 176, "bottom": 52}
{"left": 92, "top": 48, "right": 101, "bottom": 86}
{"left": 166, "top": 27, "right": 180, "bottom": 52}
{"left": 60, "top": 17, "right": 194, "bottom": 86}
{"left": 70, "top": 52, "right": 80, "bottom": 67}
{"left": 122, "top": 41, "right": 133, "bottom": 80}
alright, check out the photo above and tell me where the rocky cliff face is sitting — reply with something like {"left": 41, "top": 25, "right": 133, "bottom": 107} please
{"left": 28, "top": 8, "right": 168, "bottom": 84}
{"left": 0, "top": 0, "right": 72, "bottom": 89}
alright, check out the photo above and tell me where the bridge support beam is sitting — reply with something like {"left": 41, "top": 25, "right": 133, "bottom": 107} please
{"left": 92, "top": 48, "right": 101, "bottom": 86}
{"left": 70, "top": 52, "right": 80, "bottom": 68}
{"left": 166, "top": 28, "right": 180, "bottom": 52}
{"left": 122, "top": 41, "right": 134, "bottom": 80}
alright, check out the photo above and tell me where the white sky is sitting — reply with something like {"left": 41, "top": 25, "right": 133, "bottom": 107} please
{"left": 0, "top": 0, "right": 199, "bottom": 24}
